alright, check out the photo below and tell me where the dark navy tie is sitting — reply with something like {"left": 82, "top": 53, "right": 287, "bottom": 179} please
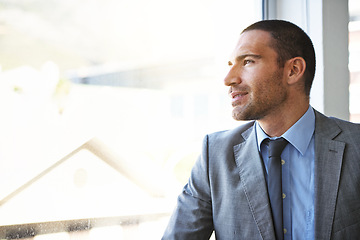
{"left": 267, "top": 137, "right": 288, "bottom": 240}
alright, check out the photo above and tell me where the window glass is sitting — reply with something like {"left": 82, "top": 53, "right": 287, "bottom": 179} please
{"left": 0, "top": 0, "right": 261, "bottom": 239}
{"left": 349, "top": 0, "right": 360, "bottom": 122}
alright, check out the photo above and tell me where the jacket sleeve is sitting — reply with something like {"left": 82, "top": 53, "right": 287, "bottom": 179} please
{"left": 162, "top": 135, "right": 214, "bottom": 240}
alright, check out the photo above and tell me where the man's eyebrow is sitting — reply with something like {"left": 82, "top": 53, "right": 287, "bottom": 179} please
{"left": 236, "top": 54, "right": 262, "bottom": 61}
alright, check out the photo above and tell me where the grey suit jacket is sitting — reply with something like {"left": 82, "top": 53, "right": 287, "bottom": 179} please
{"left": 162, "top": 110, "right": 360, "bottom": 239}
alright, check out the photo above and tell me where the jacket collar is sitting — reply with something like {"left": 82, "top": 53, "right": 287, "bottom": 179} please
{"left": 313, "top": 110, "right": 345, "bottom": 240}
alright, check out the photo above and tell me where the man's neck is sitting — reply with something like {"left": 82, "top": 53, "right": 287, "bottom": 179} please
{"left": 257, "top": 102, "right": 310, "bottom": 138}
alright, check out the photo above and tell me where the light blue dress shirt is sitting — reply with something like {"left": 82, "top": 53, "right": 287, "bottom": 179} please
{"left": 255, "top": 106, "right": 315, "bottom": 240}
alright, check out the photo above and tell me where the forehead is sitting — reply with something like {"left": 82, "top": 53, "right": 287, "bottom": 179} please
{"left": 231, "top": 30, "right": 276, "bottom": 59}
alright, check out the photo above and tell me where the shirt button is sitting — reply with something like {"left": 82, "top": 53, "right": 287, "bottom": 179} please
{"left": 284, "top": 228, "right": 287, "bottom": 234}
{"left": 281, "top": 159, "right": 285, "bottom": 165}
{"left": 282, "top": 193, "right": 286, "bottom": 199}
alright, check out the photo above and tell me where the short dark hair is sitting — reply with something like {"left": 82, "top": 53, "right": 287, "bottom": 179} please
{"left": 242, "top": 20, "right": 316, "bottom": 96}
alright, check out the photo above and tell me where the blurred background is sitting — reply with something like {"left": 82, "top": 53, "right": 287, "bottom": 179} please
{"left": 0, "top": 0, "right": 260, "bottom": 239}
{"left": 0, "top": 0, "right": 359, "bottom": 239}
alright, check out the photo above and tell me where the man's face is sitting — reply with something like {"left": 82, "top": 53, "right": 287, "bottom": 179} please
{"left": 224, "top": 30, "right": 288, "bottom": 121}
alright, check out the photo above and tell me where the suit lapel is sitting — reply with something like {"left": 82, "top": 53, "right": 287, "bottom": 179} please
{"left": 314, "top": 111, "right": 345, "bottom": 240}
{"left": 233, "top": 126, "right": 276, "bottom": 240}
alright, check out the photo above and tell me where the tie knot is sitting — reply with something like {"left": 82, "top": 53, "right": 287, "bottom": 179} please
{"left": 267, "top": 137, "right": 288, "bottom": 158}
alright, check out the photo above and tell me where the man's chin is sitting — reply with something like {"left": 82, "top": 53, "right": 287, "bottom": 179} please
{"left": 232, "top": 106, "right": 258, "bottom": 121}
{"left": 232, "top": 108, "right": 246, "bottom": 121}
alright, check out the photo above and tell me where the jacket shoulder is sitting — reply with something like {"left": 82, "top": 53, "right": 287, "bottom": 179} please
{"left": 314, "top": 109, "right": 360, "bottom": 143}
{"left": 207, "top": 121, "right": 255, "bottom": 141}
{"left": 330, "top": 117, "right": 360, "bottom": 131}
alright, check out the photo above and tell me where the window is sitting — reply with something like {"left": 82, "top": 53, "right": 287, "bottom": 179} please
{"left": 0, "top": 0, "right": 261, "bottom": 239}
{"left": 349, "top": 0, "right": 360, "bottom": 123}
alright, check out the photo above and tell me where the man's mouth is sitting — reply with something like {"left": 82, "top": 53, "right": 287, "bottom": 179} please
{"left": 230, "top": 91, "right": 248, "bottom": 104}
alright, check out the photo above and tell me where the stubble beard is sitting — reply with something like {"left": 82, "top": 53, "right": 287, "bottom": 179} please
{"left": 231, "top": 70, "right": 287, "bottom": 121}
{"left": 232, "top": 100, "right": 265, "bottom": 121}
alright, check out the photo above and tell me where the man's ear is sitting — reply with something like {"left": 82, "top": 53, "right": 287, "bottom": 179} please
{"left": 286, "top": 57, "right": 306, "bottom": 85}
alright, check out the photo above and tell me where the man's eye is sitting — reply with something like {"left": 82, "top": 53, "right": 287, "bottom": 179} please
{"left": 228, "top": 61, "right": 233, "bottom": 67}
{"left": 244, "top": 59, "right": 253, "bottom": 65}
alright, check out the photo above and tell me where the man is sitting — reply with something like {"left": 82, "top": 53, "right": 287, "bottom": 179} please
{"left": 162, "top": 20, "right": 360, "bottom": 240}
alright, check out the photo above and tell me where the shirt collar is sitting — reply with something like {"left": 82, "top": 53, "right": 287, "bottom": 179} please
{"left": 255, "top": 105, "right": 315, "bottom": 155}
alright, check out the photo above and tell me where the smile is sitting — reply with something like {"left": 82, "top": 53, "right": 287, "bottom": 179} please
{"left": 231, "top": 91, "right": 248, "bottom": 104}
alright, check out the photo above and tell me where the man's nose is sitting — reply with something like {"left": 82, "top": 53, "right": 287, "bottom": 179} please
{"left": 224, "top": 66, "right": 241, "bottom": 86}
